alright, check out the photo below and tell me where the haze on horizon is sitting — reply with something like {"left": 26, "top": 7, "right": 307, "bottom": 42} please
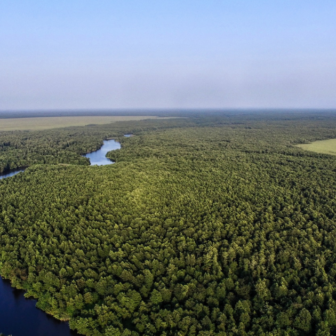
{"left": 1, "top": 0, "right": 335, "bottom": 110}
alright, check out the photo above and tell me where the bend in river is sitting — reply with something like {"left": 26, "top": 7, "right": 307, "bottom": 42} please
{"left": 0, "top": 169, "right": 25, "bottom": 180}
{"left": 0, "top": 139, "right": 121, "bottom": 336}
{"left": 85, "top": 139, "right": 121, "bottom": 165}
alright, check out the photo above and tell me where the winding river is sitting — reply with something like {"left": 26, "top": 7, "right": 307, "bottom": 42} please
{"left": 0, "top": 139, "right": 120, "bottom": 336}
{"left": 84, "top": 139, "right": 121, "bottom": 165}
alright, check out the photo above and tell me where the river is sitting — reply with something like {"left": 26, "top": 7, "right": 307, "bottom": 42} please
{"left": 0, "top": 139, "right": 120, "bottom": 336}
{"left": 84, "top": 139, "right": 121, "bottom": 165}
{"left": 0, "top": 169, "right": 25, "bottom": 180}
{"left": 0, "top": 278, "right": 79, "bottom": 336}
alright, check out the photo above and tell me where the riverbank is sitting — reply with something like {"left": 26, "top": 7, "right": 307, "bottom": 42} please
{"left": 0, "top": 139, "right": 121, "bottom": 336}
{"left": 0, "top": 276, "right": 79, "bottom": 336}
{"left": 84, "top": 139, "right": 121, "bottom": 165}
{"left": 0, "top": 168, "right": 26, "bottom": 180}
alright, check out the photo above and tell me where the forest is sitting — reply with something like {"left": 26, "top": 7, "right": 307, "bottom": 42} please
{"left": 1, "top": 112, "right": 336, "bottom": 335}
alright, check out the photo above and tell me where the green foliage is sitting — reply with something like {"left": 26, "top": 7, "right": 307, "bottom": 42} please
{"left": 0, "top": 118, "right": 194, "bottom": 174}
{"left": 1, "top": 113, "right": 336, "bottom": 335}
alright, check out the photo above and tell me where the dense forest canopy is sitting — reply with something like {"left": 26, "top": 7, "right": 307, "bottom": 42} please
{"left": 1, "top": 112, "right": 336, "bottom": 335}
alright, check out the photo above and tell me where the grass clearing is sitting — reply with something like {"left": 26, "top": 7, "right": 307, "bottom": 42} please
{"left": 296, "top": 138, "right": 336, "bottom": 155}
{"left": 0, "top": 116, "right": 169, "bottom": 131}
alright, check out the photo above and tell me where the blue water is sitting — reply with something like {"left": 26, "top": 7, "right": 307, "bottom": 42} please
{"left": 0, "top": 172, "right": 78, "bottom": 336}
{"left": 124, "top": 134, "right": 133, "bottom": 137}
{"left": 0, "top": 278, "right": 78, "bottom": 336}
{"left": 0, "top": 139, "right": 122, "bottom": 336}
{"left": 85, "top": 139, "right": 121, "bottom": 165}
{"left": 0, "top": 169, "right": 25, "bottom": 180}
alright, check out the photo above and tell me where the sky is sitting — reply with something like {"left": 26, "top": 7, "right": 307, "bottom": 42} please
{"left": 1, "top": 1, "right": 336, "bottom": 110}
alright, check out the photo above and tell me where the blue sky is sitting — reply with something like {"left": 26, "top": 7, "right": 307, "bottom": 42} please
{"left": 1, "top": 1, "right": 335, "bottom": 109}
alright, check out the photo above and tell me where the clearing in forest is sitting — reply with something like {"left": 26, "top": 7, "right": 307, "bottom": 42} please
{"left": 296, "top": 138, "right": 336, "bottom": 155}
